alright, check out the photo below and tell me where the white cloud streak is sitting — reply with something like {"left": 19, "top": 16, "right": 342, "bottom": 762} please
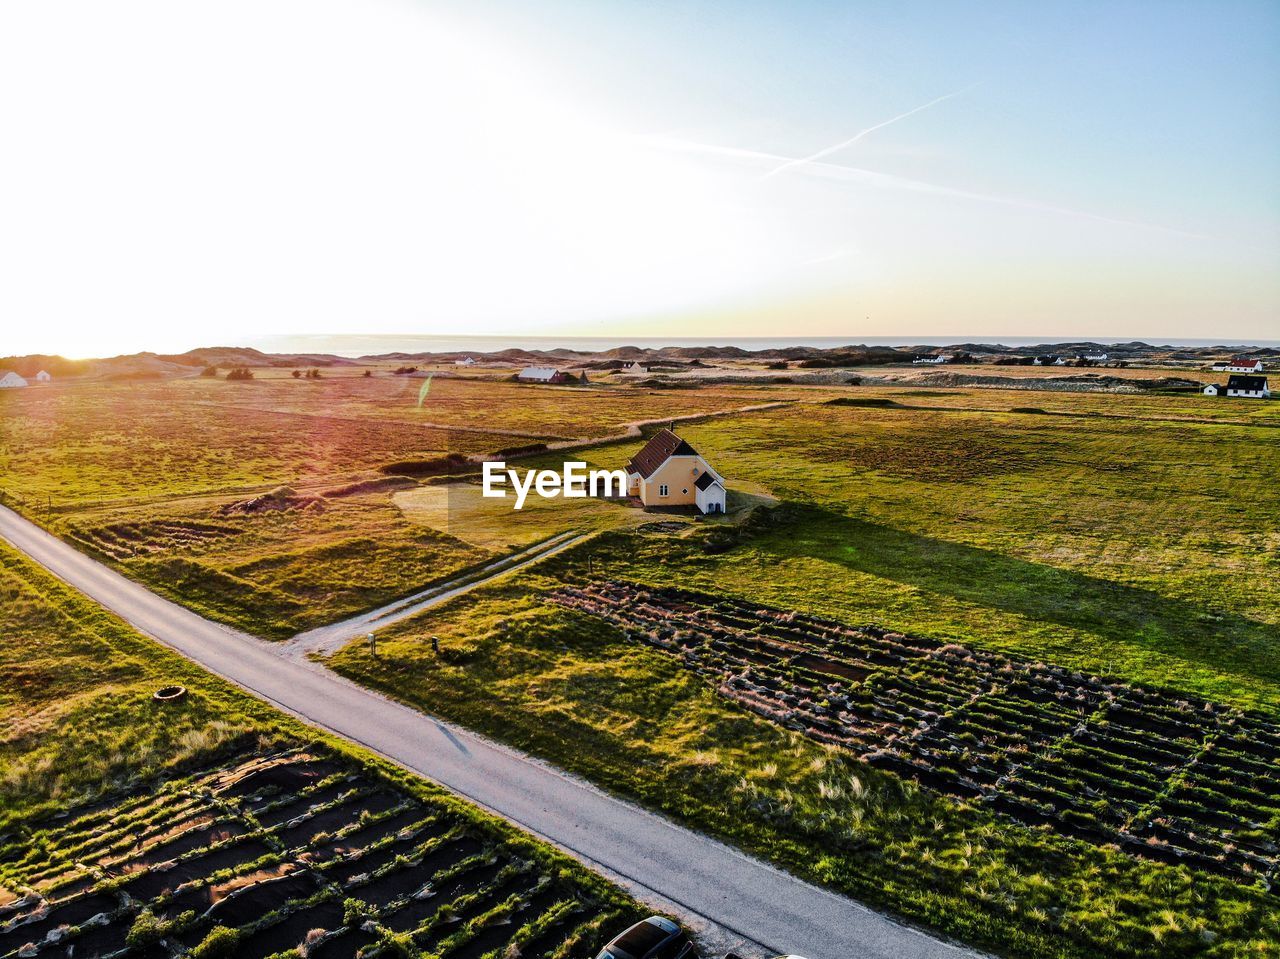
{"left": 636, "top": 134, "right": 1224, "bottom": 243}
{"left": 760, "top": 85, "right": 977, "bottom": 179}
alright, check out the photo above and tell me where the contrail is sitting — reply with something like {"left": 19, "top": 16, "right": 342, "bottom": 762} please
{"left": 761, "top": 85, "right": 976, "bottom": 179}
{"left": 634, "top": 133, "right": 1226, "bottom": 244}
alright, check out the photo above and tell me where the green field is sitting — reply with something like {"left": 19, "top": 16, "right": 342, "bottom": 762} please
{"left": 325, "top": 389, "right": 1280, "bottom": 958}
{"left": 4, "top": 372, "right": 1279, "bottom": 957}
{"left": 0, "top": 376, "right": 792, "bottom": 638}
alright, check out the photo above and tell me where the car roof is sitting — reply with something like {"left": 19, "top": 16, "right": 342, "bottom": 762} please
{"left": 606, "top": 917, "right": 680, "bottom": 959}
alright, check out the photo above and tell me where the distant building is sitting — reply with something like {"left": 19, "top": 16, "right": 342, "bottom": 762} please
{"left": 1213, "top": 357, "right": 1264, "bottom": 373}
{"left": 35, "top": 370, "right": 52, "bottom": 382}
{"left": 624, "top": 362, "right": 648, "bottom": 375}
{"left": 0, "top": 372, "right": 29, "bottom": 389}
{"left": 455, "top": 356, "right": 476, "bottom": 367}
{"left": 1082, "top": 353, "right": 1109, "bottom": 362}
{"left": 1033, "top": 355, "right": 1065, "bottom": 366}
{"left": 1226, "top": 375, "right": 1269, "bottom": 399}
{"left": 912, "top": 354, "right": 951, "bottom": 365}
{"left": 517, "top": 366, "right": 569, "bottom": 383}
{"left": 625, "top": 428, "right": 726, "bottom": 514}
{"left": 1202, "top": 384, "right": 1220, "bottom": 396}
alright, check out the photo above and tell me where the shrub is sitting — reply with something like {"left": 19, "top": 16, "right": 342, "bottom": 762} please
{"left": 225, "top": 367, "right": 254, "bottom": 381}
{"left": 344, "top": 897, "right": 374, "bottom": 926}
{"left": 191, "top": 926, "right": 242, "bottom": 959}
{"left": 379, "top": 453, "right": 471, "bottom": 477}
{"left": 125, "top": 907, "right": 192, "bottom": 946}
{"left": 200, "top": 365, "right": 218, "bottom": 377}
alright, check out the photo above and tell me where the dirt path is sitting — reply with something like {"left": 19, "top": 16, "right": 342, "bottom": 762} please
{"left": 282, "top": 529, "right": 590, "bottom": 658}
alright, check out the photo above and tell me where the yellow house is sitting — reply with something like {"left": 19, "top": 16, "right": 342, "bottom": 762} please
{"left": 625, "top": 428, "right": 726, "bottom": 514}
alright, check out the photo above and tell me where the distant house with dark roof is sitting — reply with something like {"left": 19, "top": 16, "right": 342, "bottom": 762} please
{"left": 1226, "top": 374, "right": 1269, "bottom": 399}
{"left": 625, "top": 428, "right": 725, "bottom": 514}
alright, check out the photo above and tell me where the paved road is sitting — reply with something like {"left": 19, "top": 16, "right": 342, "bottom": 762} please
{"left": 0, "top": 504, "right": 983, "bottom": 959}
{"left": 284, "top": 529, "right": 589, "bottom": 658}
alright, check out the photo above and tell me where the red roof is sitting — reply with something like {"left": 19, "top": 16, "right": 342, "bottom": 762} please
{"left": 626, "top": 429, "right": 700, "bottom": 478}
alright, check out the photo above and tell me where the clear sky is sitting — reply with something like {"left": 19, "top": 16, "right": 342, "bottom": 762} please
{"left": 1, "top": 0, "right": 1277, "bottom": 357}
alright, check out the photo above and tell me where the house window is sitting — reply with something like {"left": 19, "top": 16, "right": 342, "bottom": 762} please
{"left": 659, "top": 484, "right": 669, "bottom": 496}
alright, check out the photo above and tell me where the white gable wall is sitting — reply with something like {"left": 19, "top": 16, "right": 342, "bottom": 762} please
{"left": 695, "top": 480, "right": 726, "bottom": 514}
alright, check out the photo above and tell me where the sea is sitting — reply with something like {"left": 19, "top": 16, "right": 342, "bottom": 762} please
{"left": 247, "top": 333, "right": 1280, "bottom": 357}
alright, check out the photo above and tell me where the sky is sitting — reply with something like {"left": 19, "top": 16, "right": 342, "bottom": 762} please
{"left": 1, "top": 0, "right": 1277, "bottom": 358}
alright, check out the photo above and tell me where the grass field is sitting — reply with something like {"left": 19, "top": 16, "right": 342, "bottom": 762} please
{"left": 538, "top": 399, "right": 1280, "bottom": 710}
{"left": 5, "top": 371, "right": 1279, "bottom": 956}
{"left": 325, "top": 388, "right": 1280, "bottom": 958}
{"left": 0, "top": 541, "right": 644, "bottom": 958}
{"left": 0, "top": 376, "right": 793, "bottom": 638}
{"left": 240, "top": 371, "right": 793, "bottom": 438}
{"left": 0, "top": 378, "right": 516, "bottom": 509}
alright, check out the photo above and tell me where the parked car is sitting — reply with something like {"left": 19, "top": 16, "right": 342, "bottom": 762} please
{"left": 596, "top": 917, "right": 697, "bottom": 959}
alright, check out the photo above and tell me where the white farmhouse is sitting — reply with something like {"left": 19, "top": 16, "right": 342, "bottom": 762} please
{"left": 454, "top": 356, "right": 477, "bottom": 367}
{"left": 35, "top": 370, "right": 52, "bottom": 382}
{"left": 1202, "top": 384, "right": 1220, "bottom": 396}
{"left": 1214, "top": 357, "right": 1264, "bottom": 373}
{"left": 0, "top": 372, "right": 29, "bottom": 389}
{"left": 912, "top": 354, "right": 951, "bottom": 365}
